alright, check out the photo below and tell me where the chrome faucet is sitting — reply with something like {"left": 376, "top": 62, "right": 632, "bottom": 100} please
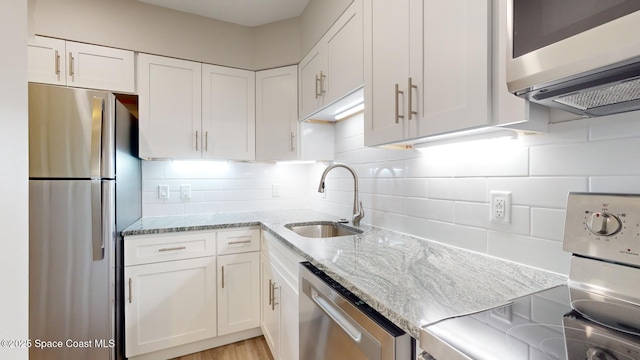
{"left": 318, "top": 163, "right": 365, "bottom": 226}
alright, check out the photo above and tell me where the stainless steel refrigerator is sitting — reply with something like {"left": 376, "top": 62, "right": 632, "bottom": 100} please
{"left": 29, "top": 83, "right": 141, "bottom": 360}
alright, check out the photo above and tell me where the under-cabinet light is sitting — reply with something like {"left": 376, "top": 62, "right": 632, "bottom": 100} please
{"left": 334, "top": 103, "right": 364, "bottom": 120}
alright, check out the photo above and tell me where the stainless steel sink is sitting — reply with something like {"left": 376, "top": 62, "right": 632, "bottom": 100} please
{"left": 285, "top": 222, "right": 362, "bottom": 238}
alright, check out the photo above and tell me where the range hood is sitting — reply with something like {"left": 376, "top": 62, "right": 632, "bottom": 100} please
{"left": 515, "top": 59, "right": 640, "bottom": 117}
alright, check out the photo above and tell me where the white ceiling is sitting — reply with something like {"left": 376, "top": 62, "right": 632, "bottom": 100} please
{"left": 137, "top": 0, "right": 312, "bottom": 27}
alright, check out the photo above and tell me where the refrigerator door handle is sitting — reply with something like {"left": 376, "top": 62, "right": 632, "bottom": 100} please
{"left": 90, "top": 97, "right": 104, "bottom": 179}
{"left": 91, "top": 180, "right": 105, "bottom": 260}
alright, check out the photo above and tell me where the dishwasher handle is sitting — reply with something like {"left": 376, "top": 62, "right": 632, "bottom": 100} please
{"left": 310, "top": 287, "right": 363, "bottom": 342}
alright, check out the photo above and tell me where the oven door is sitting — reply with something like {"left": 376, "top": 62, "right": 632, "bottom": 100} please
{"left": 505, "top": 0, "right": 640, "bottom": 94}
{"left": 298, "top": 262, "right": 411, "bottom": 360}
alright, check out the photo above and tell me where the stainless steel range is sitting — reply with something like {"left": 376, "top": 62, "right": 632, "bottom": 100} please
{"left": 420, "top": 193, "right": 640, "bottom": 360}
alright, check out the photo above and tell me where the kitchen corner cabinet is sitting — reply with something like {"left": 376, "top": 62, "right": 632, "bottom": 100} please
{"left": 202, "top": 65, "right": 256, "bottom": 160}
{"left": 261, "top": 231, "right": 304, "bottom": 360}
{"left": 27, "top": 36, "right": 135, "bottom": 93}
{"left": 299, "top": 0, "right": 363, "bottom": 121}
{"left": 255, "top": 66, "right": 299, "bottom": 161}
{"left": 138, "top": 54, "right": 256, "bottom": 160}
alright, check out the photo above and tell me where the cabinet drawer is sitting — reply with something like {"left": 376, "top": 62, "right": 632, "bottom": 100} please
{"left": 217, "top": 228, "right": 260, "bottom": 255}
{"left": 125, "top": 231, "right": 217, "bottom": 266}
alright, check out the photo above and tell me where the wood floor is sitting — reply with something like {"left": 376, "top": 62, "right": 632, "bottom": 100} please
{"left": 171, "top": 336, "right": 274, "bottom": 360}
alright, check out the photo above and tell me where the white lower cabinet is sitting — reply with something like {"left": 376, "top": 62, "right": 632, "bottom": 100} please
{"left": 124, "top": 257, "right": 217, "bottom": 357}
{"left": 217, "top": 252, "right": 261, "bottom": 336}
{"left": 124, "top": 228, "right": 261, "bottom": 359}
{"left": 261, "top": 231, "right": 304, "bottom": 360}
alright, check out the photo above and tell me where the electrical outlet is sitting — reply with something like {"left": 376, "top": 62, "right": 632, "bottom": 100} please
{"left": 490, "top": 191, "right": 512, "bottom": 224}
{"left": 272, "top": 184, "right": 280, "bottom": 197}
{"left": 180, "top": 184, "right": 191, "bottom": 200}
{"left": 158, "top": 184, "right": 170, "bottom": 200}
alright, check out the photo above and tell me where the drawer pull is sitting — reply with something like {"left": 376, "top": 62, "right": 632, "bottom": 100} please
{"left": 158, "top": 246, "right": 187, "bottom": 252}
{"left": 227, "top": 240, "right": 252, "bottom": 245}
{"left": 268, "top": 279, "right": 273, "bottom": 305}
{"left": 221, "top": 266, "right": 225, "bottom": 288}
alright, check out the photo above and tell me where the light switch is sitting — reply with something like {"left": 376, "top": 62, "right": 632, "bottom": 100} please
{"left": 158, "top": 184, "right": 170, "bottom": 200}
{"left": 181, "top": 184, "right": 191, "bottom": 199}
{"left": 272, "top": 184, "right": 280, "bottom": 197}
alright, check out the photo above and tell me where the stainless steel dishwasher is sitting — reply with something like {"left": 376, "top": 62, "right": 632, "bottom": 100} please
{"left": 299, "top": 262, "right": 413, "bottom": 360}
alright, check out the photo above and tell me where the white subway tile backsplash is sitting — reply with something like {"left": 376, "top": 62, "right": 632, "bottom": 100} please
{"left": 487, "top": 231, "right": 570, "bottom": 274}
{"left": 530, "top": 138, "right": 640, "bottom": 176}
{"left": 589, "top": 176, "right": 640, "bottom": 193}
{"left": 589, "top": 111, "right": 640, "bottom": 140}
{"left": 426, "top": 221, "right": 488, "bottom": 253}
{"left": 487, "top": 177, "right": 587, "bottom": 208}
{"left": 454, "top": 202, "right": 530, "bottom": 236}
{"left": 142, "top": 111, "right": 640, "bottom": 276}
{"left": 428, "top": 178, "right": 488, "bottom": 202}
{"left": 531, "top": 208, "right": 565, "bottom": 242}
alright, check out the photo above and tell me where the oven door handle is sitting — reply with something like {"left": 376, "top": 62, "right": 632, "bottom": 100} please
{"left": 309, "top": 287, "right": 362, "bottom": 342}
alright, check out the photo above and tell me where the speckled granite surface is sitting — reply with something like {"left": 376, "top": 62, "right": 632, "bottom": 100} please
{"left": 123, "top": 209, "right": 567, "bottom": 339}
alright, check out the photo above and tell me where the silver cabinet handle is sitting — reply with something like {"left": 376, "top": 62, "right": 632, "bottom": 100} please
{"left": 268, "top": 279, "right": 273, "bottom": 306}
{"left": 69, "top": 52, "right": 74, "bottom": 77}
{"left": 271, "top": 281, "right": 279, "bottom": 311}
{"left": 315, "top": 74, "right": 321, "bottom": 98}
{"left": 408, "top": 77, "right": 418, "bottom": 120}
{"left": 227, "top": 240, "right": 251, "bottom": 245}
{"left": 158, "top": 246, "right": 186, "bottom": 252}
{"left": 319, "top": 70, "right": 326, "bottom": 96}
{"left": 128, "top": 278, "right": 133, "bottom": 304}
{"left": 395, "top": 84, "right": 404, "bottom": 124}
{"left": 205, "top": 131, "right": 208, "bottom": 152}
{"left": 290, "top": 132, "right": 296, "bottom": 152}
{"left": 54, "top": 50, "right": 60, "bottom": 75}
{"left": 195, "top": 131, "right": 199, "bottom": 151}
{"left": 221, "top": 266, "right": 225, "bottom": 288}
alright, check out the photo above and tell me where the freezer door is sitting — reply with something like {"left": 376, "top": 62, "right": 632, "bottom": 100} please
{"left": 29, "top": 83, "right": 115, "bottom": 179}
{"left": 29, "top": 180, "right": 115, "bottom": 360}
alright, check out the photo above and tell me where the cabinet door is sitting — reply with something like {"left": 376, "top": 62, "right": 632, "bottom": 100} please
{"left": 261, "top": 254, "right": 280, "bottom": 360}
{"left": 419, "top": 0, "right": 490, "bottom": 136}
{"left": 256, "top": 66, "right": 298, "bottom": 161}
{"left": 27, "top": 36, "right": 66, "bottom": 85}
{"left": 279, "top": 272, "right": 299, "bottom": 360}
{"left": 217, "top": 252, "right": 261, "bottom": 336}
{"left": 202, "top": 64, "right": 255, "bottom": 161}
{"left": 138, "top": 54, "right": 202, "bottom": 159}
{"left": 124, "top": 257, "right": 217, "bottom": 357}
{"left": 364, "top": 0, "right": 412, "bottom": 146}
{"left": 298, "top": 44, "right": 326, "bottom": 120}
{"left": 324, "top": 0, "right": 363, "bottom": 107}
{"left": 66, "top": 41, "right": 135, "bottom": 93}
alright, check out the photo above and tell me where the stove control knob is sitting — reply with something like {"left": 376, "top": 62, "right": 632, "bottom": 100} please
{"left": 586, "top": 212, "right": 621, "bottom": 236}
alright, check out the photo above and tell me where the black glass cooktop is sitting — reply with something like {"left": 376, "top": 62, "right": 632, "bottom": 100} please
{"left": 421, "top": 285, "right": 640, "bottom": 360}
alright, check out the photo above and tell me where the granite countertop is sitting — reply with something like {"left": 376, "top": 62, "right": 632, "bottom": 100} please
{"left": 123, "top": 209, "right": 567, "bottom": 339}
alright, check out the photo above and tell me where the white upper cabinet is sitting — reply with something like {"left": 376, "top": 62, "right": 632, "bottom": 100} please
{"left": 138, "top": 54, "right": 256, "bottom": 160}
{"left": 364, "top": 0, "right": 414, "bottom": 145}
{"left": 202, "top": 64, "right": 256, "bottom": 161}
{"left": 138, "top": 54, "right": 202, "bottom": 159}
{"left": 28, "top": 36, "right": 135, "bottom": 93}
{"left": 364, "top": 0, "right": 547, "bottom": 147}
{"left": 298, "top": 0, "right": 363, "bottom": 121}
{"left": 256, "top": 66, "right": 299, "bottom": 161}
{"left": 418, "top": 0, "right": 491, "bottom": 137}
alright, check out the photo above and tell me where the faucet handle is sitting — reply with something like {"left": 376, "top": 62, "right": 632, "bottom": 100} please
{"left": 353, "top": 201, "right": 365, "bottom": 226}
